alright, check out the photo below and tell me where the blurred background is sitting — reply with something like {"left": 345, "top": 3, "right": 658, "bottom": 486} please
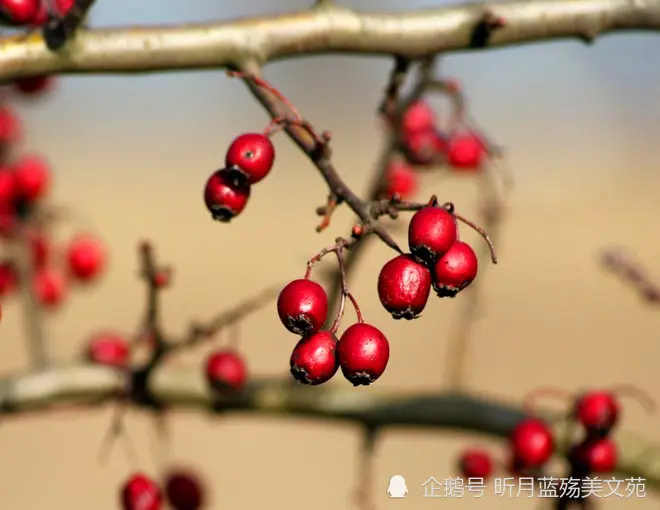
{"left": 0, "top": 0, "right": 659, "bottom": 508}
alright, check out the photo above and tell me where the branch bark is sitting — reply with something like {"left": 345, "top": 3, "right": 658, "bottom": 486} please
{"left": 2, "top": 364, "right": 660, "bottom": 489}
{"left": 0, "top": 0, "right": 659, "bottom": 80}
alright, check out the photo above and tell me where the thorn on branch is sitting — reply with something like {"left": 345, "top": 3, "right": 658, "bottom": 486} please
{"left": 469, "top": 10, "right": 506, "bottom": 48}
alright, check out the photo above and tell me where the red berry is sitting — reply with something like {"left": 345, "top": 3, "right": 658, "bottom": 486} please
{"left": 573, "top": 391, "right": 619, "bottom": 433}
{"left": 447, "top": 132, "right": 485, "bottom": 170}
{"left": 53, "top": 0, "right": 74, "bottom": 15}
{"left": 121, "top": 473, "right": 162, "bottom": 510}
{"left": 66, "top": 235, "right": 105, "bottom": 282}
{"left": 0, "top": 106, "right": 20, "bottom": 146}
{"left": 432, "top": 241, "right": 478, "bottom": 297}
{"left": 153, "top": 270, "right": 170, "bottom": 288}
{"left": 87, "top": 332, "right": 130, "bottom": 367}
{"left": 33, "top": 267, "right": 67, "bottom": 309}
{"left": 205, "top": 349, "right": 247, "bottom": 393}
{"left": 509, "top": 418, "right": 554, "bottom": 469}
{"left": 165, "top": 469, "right": 205, "bottom": 510}
{"left": 337, "top": 323, "right": 390, "bottom": 386}
{"left": 12, "top": 75, "right": 53, "bottom": 96}
{"left": 225, "top": 133, "right": 275, "bottom": 184}
{"left": 377, "top": 254, "right": 431, "bottom": 320}
{"left": 289, "top": 330, "right": 339, "bottom": 385}
{"left": 0, "top": 167, "right": 15, "bottom": 206}
{"left": 458, "top": 449, "right": 493, "bottom": 479}
{"left": 569, "top": 437, "right": 617, "bottom": 474}
{"left": 27, "top": 229, "right": 49, "bottom": 268}
{"left": 13, "top": 154, "right": 50, "bottom": 203}
{"left": 401, "top": 101, "right": 435, "bottom": 135}
{"left": 403, "top": 129, "right": 447, "bottom": 166}
{"left": 408, "top": 206, "right": 457, "bottom": 265}
{"left": 383, "top": 161, "right": 417, "bottom": 199}
{"left": 277, "top": 278, "right": 328, "bottom": 336}
{"left": 0, "top": 0, "right": 39, "bottom": 24}
{"left": 0, "top": 261, "right": 16, "bottom": 297}
{"left": 203, "top": 168, "right": 250, "bottom": 222}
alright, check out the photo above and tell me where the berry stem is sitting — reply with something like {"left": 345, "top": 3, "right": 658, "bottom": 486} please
{"left": 97, "top": 400, "right": 140, "bottom": 469}
{"left": 346, "top": 292, "right": 363, "bottom": 323}
{"left": 609, "top": 385, "right": 656, "bottom": 415}
{"left": 442, "top": 202, "right": 498, "bottom": 264}
{"left": 227, "top": 70, "right": 302, "bottom": 120}
{"left": 521, "top": 386, "right": 573, "bottom": 416}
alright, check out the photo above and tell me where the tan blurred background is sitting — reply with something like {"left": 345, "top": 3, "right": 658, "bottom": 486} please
{"left": 0, "top": 0, "right": 660, "bottom": 508}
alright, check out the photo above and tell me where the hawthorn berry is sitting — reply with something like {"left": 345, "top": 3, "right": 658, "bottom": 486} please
{"left": 53, "top": 0, "right": 75, "bottom": 15}
{"left": 66, "top": 235, "right": 105, "bottom": 282}
{"left": 509, "top": 418, "right": 554, "bottom": 469}
{"left": 458, "top": 449, "right": 493, "bottom": 479}
{"left": 0, "top": 261, "right": 16, "bottom": 297}
{"left": 289, "top": 330, "right": 339, "bottom": 385}
{"left": 277, "top": 278, "right": 328, "bottom": 336}
{"left": 447, "top": 132, "right": 485, "bottom": 170}
{"left": 165, "top": 469, "right": 205, "bottom": 510}
{"left": 205, "top": 349, "right": 247, "bottom": 393}
{"left": 401, "top": 100, "right": 435, "bottom": 135}
{"left": 337, "top": 323, "right": 389, "bottom": 386}
{"left": 0, "top": 0, "right": 39, "bottom": 24}
{"left": 377, "top": 254, "right": 431, "bottom": 320}
{"left": 12, "top": 76, "right": 53, "bottom": 96}
{"left": 573, "top": 391, "right": 619, "bottom": 434}
{"left": 33, "top": 267, "right": 67, "bottom": 309}
{"left": 403, "top": 129, "right": 447, "bottom": 166}
{"left": 13, "top": 154, "right": 50, "bottom": 203}
{"left": 568, "top": 437, "right": 617, "bottom": 474}
{"left": 0, "top": 167, "right": 15, "bottom": 206}
{"left": 408, "top": 206, "right": 457, "bottom": 266}
{"left": 0, "top": 106, "right": 20, "bottom": 146}
{"left": 225, "top": 133, "right": 275, "bottom": 184}
{"left": 383, "top": 161, "right": 417, "bottom": 200}
{"left": 121, "top": 473, "right": 162, "bottom": 510}
{"left": 153, "top": 270, "right": 170, "bottom": 288}
{"left": 87, "top": 332, "right": 130, "bottom": 367}
{"left": 432, "top": 241, "right": 478, "bottom": 297}
{"left": 203, "top": 168, "right": 250, "bottom": 222}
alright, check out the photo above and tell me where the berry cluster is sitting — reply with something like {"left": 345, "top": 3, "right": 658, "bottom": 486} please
{"left": 277, "top": 246, "right": 390, "bottom": 387}
{"left": 378, "top": 198, "right": 494, "bottom": 319}
{"left": 0, "top": 0, "right": 73, "bottom": 25}
{"left": 121, "top": 469, "right": 205, "bottom": 510}
{"left": 0, "top": 95, "right": 105, "bottom": 313}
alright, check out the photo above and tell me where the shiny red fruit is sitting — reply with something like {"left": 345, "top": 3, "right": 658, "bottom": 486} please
{"left": 277, "top": 278, "right": 328, "bottom": 336}
{"left": 225, "top": 133, "right": 275, "bottom": 184}
{"left": 121, "top": 473, "right": 162, "bottom": 510}
{"left": 66, "top": 235, "right": 105, "bottom": 282}
{"left": 203, "top": 168, "right": 250, "bottom": 222}
{"left": 54, "top": 0, "right": 74, "bottom": 15}
{"left": 13, "top": 154, "right": 50, "bottom": 203}
{"left": 377, "top": 254, "right": 431, "bottom": 320}
{"left": 165, "top": 469, "right": 205, "bottom": 510}
{"left": 33, "top": 267, "right": 67, "bottom": 309}
{"left": 401, "top": 101, "right": 435, "bottom": 135}
{"left": 408, "top": 206, "right": 457, "bottom": 266}
{"left": 0, "top": 0, "right": 39, "bottom": 24}
{"left": 383, "top": 161, "right": 417, "bottom": 200}
{"left": 432, "top": 241, "right": 478, "bottom": 297}
{"left": 0, "top": 106, "right": 21, "bottom": 146}
{"left": 569, "top": 437, "right": 617, "bottom": 474}
{"left": 337, "top": 323, "right": 389, "bottom": 386}
{"left": 447, "top": 132, "right": 485, "bottom": 170}
{"left": 289, "top": 330, "right": 339, "bottom": 385}
{"left": 205, "top": 349, "right": 248, "bottom": 393}
{"left": 573, "top": 391, "right": 619, "bottom": 433}
{"left": 459, "top": 449, "right": 493, "bottom": 479}
{"left": 27, "top": 229, "right": 49, "bottom": 268}
{"left": 87, "top": 332, "right": 130, "bottom": 367}
{"left": 509, "top": 418, "right": 554, "bottom": 469}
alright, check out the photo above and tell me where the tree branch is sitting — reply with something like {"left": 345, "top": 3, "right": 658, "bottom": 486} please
{"left": 0, "top": 0, "right": 659, "bottom": 81}
{"left": 2, "top": 364, "right": 660, "bottom": 489}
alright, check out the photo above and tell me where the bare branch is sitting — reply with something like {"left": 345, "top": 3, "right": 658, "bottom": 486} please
{"left": 0, "top": 0, "right": 659, "bottom": 81}
{"left": 1, "top": 364, "right": 660, "bottom": 488}
{"left": 600, "top": 248, "right": 660, "bottom": 304}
